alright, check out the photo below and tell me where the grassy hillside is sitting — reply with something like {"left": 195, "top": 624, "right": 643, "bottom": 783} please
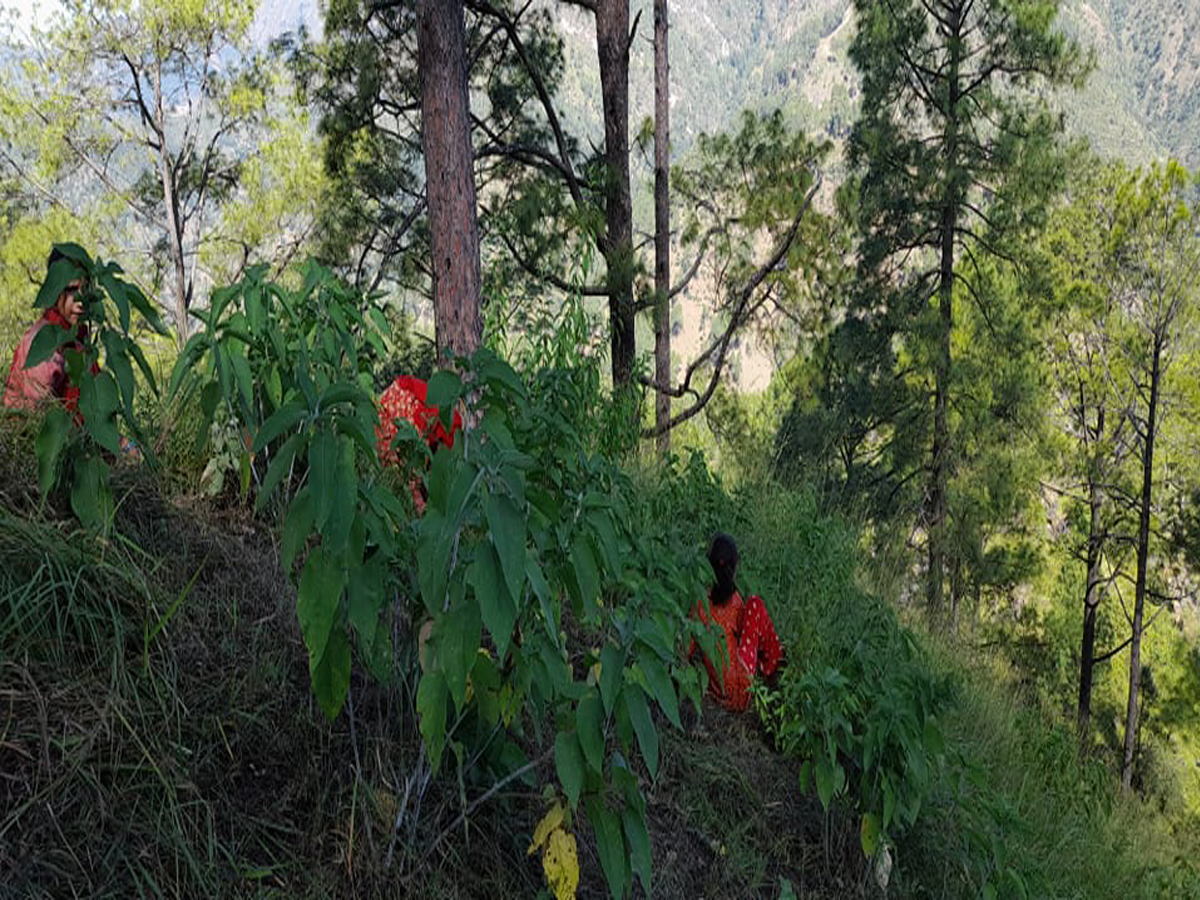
{"left": 4, "top": 405, "right": 1199, "bottom": 898}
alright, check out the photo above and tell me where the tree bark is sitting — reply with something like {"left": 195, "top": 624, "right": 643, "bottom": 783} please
{"left": 595, "top": 0, "right": 635, "bottom": 388}
{"left": 418, "top": 0, "right": 482, "bottom": 362}
{"left": 927, "top": 3, "right": 962, "bottom": 623}
{"left": 154, "top": 60, "right": 190, "bottom": 347}
{"left": 1078, "top": 467, "right": 1104, "bottom": 745}
{"left": 1122, "top": 334, "right": 1161, "bottom": 790}
{"left": 653, "top": 0, "right": 670, "bottom": 453}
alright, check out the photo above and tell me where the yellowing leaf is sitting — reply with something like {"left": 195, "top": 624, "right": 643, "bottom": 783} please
{"left": 861, "top": 812, "right": 881, "bottom": 858}
{"left": 542, "top": 828, "right": 579, "bottom": 900}
{"left": 529, "top": 801, "right": 565, "bottom": 855}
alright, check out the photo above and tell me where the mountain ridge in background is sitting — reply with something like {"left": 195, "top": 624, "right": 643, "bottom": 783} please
{"left": 256, "top": 0, "right": 1198, "bottom": 166}
{"left": 552, "top": 0, "right": 1200, "bottom": 169}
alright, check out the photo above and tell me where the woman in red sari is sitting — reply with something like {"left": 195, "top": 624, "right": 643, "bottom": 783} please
{"left": 375, "top": 374, "right": 463, "bottom": 513}
{"left": 691, "top": 533, "right": 783, "bottom": 711}
{"left": 3, "top": 249, "right": 91, "bottom": 414}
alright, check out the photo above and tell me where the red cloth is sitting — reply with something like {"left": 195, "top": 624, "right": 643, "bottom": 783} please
{"left": 375, "top": 375, "right": 462, "bottom": 465}
{"left": 375, "top": 375, "right": 463, "bottom": 513}
{"left": 3, "top": 308, "right": 93, "bottom": 415}
{"left": 690, "top": 591, "right": 782, "bottom": 711}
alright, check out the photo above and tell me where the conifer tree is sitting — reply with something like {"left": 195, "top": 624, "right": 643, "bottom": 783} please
{"left": 848, "top": 0, "right": 1087, "bottom": 619}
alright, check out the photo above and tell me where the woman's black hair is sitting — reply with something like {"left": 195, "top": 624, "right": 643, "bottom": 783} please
{"left": 707, "top": 532, "right": 739, "bottom": 604}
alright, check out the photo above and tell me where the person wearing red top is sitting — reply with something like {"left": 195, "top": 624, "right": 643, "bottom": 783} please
{"left": 3, "top": 249, "right": 92, "bottom": 414}
{"left": 375, "top": 374, "right": 463, "bottom": 512}
{"left": 690, "top": 532, "right": 783, "bottom": 711}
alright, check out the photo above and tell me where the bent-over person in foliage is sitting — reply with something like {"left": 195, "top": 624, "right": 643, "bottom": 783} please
{"left": 375, "top": 374, "right": 463, "bottom": 513}
{"left": 4, "top": 248, "right": 95, "bottom": 414}
{"left": 690, "top": 532, "right": 783, "bottom": 711}
{"left": 5, "top": 248, "right": 140, "bottom": 460}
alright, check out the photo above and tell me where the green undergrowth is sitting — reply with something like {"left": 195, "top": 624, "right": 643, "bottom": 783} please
{"left": 900, "top": 647, "right": 1200, "bottom": 900}
{"left": 4, "top": 402, "right": 1200, "bottom": 897}
{"left": 683, "top": 477, "right": 1200, "bottom": 899}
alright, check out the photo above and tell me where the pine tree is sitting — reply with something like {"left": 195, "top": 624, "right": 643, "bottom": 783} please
{"left": 848, "top": 0, "right": 1087, "bottom": 619}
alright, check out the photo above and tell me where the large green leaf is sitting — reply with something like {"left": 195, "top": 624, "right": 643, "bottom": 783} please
{"left": 526, "top": 553, "right": 556, "bottom": 635}
{"left": 35, "top": 405, "right": 72, "bottom": 496}
{"left": 78, "top": 372, "right": 121, "bottom": 455}
{"left": 569, "top": 533, "right": 600, "bottom": 612}
{"left": 254, "top": 400, "right": 307, "bottom": 453}
{"left": 417, "top": 671, "right": 449, "bottom": 774}
{"left": 347, "top": 554, "right": 385, "bottom": 646}
{"left": 124, "top": 282, "right": 167, "bottom": 334}
{"left": 308, "top": 427, "right": 339, "bottom": 529}
{"left": 322, "top": 437, "right": 358, "bottom": 555}
{"left": 25, "top": 321, "right": 70, "bottom": 369}
{"left": 599, "top": 644, "right": 623, "bottom": 715}
{"left": 923, "top": 716, "right": 944, "bottom": 756}
{"left": 281, "top": 489, "right": 314, "bottom": 570}
{"left": 592, "top": 512, "right": 625, "bottom": 577}
{"left": 586, "top": 797, "right": 627, "bottom": 900}
{"left": 638, "top": 654, "right": 680, "bottom": 730}
{"left": 311, "top": 626, "right": 351, "bottom": 721}
{"left": 256, "top": 432, "right": 303, "bottom": 511}
{"left": 35, "top": 258, "right": 83, "bottom": 310}
{"left": 297, "top": 547, "right": 344, "bottom": 669}
{"left": 416, "top": 511, "right": 454, "bottom": 616}
{"left": 244, "top": 283, "right": 265, "bottom": 335}
{"left": 126, "top": 341, "right": 157, "bottom": 396}
{"left": 167, "top": 333, "right": 208, "bottom": 400}
{"left": 576, "top": 690, "right": 605, "bottom": 774}
{"left": 101, "top": 332, "right": 135, "bottom": 415}
{"left": 860, "top": 812, "right": 881, "bottom": 858}
{"left": 336, "top": 410, "right": 377, "bottom": 460}
{"left": 554, "top": 730, "right": 585, "bottom": 811}
{"left": 478, "top": 351, "right": 525, "bottom": 397}
{"left": 426, "top": 443, "right": 454, "bottom": 512}
{"left": 319, "top": 381, "right": 362, "bottom": 409}
{"left": 485, "top": 492, "right": 525, "bottom": 601}
{"left": 51, "top": 242, "right": 92, "bottom": 267}
{"left": 815, "top": 754, "right": 836, "bottom": 811}
{"left": 621, "top": 802, "right": 653, "bottom": 898}
{"left": 98, "top": 270, "right": 130, "bottom": 333}
{"left": 437, "top": 588, "right": 482, "bottom": 712}
{"left": 426, "top": 369, "right": 462, "bottom": 415}
{"left": 623, "top": 685, "right": 659, "bottom": 781}
{"left": 229, "top": 346, "right": 255, "bottom": 413}
{"left": 70, "top": 454, "right": 111, "bottom": 529}
{"left": 362, "top": 619, "right": 393, "bottom": 683}
{"left": 472, "top": 544, "right": 518, "bottom": 660}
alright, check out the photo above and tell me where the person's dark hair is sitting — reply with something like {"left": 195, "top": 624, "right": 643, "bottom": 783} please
{"left": 707, "top": 532, "right": 739, "bottom": 604}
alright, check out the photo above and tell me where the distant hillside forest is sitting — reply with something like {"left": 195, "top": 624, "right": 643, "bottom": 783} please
{"left": 551, "top": 0, "right": 1200, "bottom": 168}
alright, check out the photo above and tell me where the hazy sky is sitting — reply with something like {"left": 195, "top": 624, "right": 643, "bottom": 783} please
{"left": 2, "top": 1, "right": 317, "bottom": 44}
{"left": 3, "top": 0, "right": 60, "bottom": 38}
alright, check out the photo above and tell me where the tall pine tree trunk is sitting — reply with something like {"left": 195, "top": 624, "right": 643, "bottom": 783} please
{"left": 1122, "top": 334, "right": 1162, "bottom": 790}
{"left": 418, "top": 0, "right": 482, "bottom": 362}
{"left": 1078, "top": 472, "right": 1104, "bottom": 745}
{"left": 928, "top": 5, "right": 962, "bottom": 621}
{"left": 596, "top": 0, "right": 635, "bottom": 388}
{"left": 653, "top": 0, "right": 670, "bottom": 453}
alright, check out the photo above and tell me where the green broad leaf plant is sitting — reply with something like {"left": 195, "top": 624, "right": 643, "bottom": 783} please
{"left": 29, "top": 242, "right": 167, "bottom": 528}
{"left": 175, "top": 262, "right": 720, "bottom": 899}
{"left": 754, "top": 601, "right": 951, "bottom": 870}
